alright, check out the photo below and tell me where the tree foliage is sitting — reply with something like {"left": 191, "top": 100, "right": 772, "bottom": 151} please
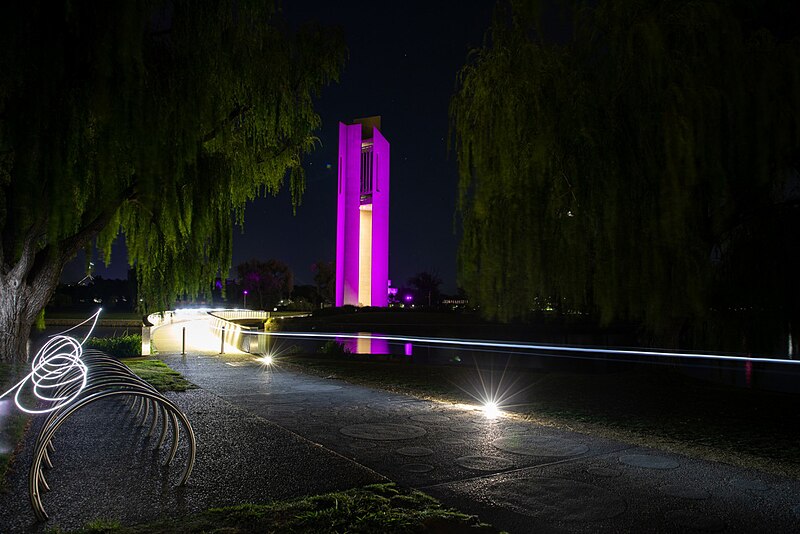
{"left": 450, "top": 0, "right": 800, "bottom": 349}
{"left": 408, "top": 271, "right": 443, "bottom": 307}
{"left": 0, "top": 0, "right": 345, "bottom": 360}
{"left": 237, "top": 258, "right": 293, "bottom": 309}
{"left": 312, "top": 260, "right": 335, "bottom": 305}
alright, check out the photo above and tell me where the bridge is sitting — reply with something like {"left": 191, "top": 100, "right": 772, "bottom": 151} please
{"left": 145, "top": 309, "right": 310, "bottom": 356}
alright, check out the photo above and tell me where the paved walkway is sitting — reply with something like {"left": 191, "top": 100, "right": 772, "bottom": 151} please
{"left": 1, "top": 318, "right": 799, "bottom": 532}
{"left": 161, "top": 352, "right": 800, "bottom": 533}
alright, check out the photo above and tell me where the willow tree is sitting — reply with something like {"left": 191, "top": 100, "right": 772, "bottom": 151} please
{"left": 451, "top": 0, "right": 800, "bottom": 350}
{"left": 0, "top": 1, "right": 345, "bottom": 362}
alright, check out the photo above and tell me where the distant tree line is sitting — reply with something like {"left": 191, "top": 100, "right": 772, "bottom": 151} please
{"left": 229, "top": 258, "right": 335, "bottom": 310}
{"left": 48, "top": 275, "right": 137, "bottom": 312}
{"left": 450, "top": 0, "right": 800, "bottom": 353}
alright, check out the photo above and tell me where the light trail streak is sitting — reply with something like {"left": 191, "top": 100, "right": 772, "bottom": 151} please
{"left": 0, "top": 309, "right": 100, "bottom": 414}
{"left": 210, "top": 327, "right": 800, "bottom": 366}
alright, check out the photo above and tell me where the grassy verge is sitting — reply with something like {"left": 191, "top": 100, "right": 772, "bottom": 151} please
{"left": 124, "top": 359, "right": 196, "bottom": 392}
{"left": 68, "top": 483, "right": 499, "bottom": 533}
{"left": 285, "top": 355, "right": 800, "bottom": 479}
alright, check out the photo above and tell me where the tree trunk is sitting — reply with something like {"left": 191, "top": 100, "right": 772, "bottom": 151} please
{"left": 0, "top": 251, "right": 64, "bottom": 363}
{"left": 0, "top": 273, "right": 38, "bottom": 362}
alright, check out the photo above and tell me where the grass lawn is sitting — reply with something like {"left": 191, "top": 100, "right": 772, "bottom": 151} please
{"left": 68, "top": 483, "right": 499, "bottom": 533}
{"left": 124, "top": 358, "right": 196, "bottom": 392}
{"left": 284, "top": 354, "right": 800, "bottom": 479}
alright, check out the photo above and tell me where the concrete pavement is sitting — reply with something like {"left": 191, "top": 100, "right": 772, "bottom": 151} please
{"left": 0, "top": 384, "right": 384, "bottom": 532}
{"left": 161, "top": 351, "right": 800, "bottom": 533}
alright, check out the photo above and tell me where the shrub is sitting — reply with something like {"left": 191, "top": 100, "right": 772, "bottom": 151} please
{"left": 84, "top": 334, "right": 142, "bottom": 358}
{"left": 318, "top": 340, "right": 350, "bottom": 357}
{"left": 34, "top": 309, "right": 46, "bottom": 331}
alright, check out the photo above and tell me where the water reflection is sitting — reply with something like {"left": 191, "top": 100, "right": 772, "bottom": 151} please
{"left": 336, "top": 333, "right": 393, "bottom": 355}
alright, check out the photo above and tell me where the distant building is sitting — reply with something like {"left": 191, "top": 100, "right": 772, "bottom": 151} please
{"left": 336, "top": 116, "right": 390, "bottom": 307}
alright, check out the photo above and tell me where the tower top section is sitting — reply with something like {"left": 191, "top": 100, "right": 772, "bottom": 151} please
{"left": 352, "top": 116, "right": 381, "bottom": 140}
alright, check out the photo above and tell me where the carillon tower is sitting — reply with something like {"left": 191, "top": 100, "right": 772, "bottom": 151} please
{"left": 336, "top": 116, "right": 390, "bottom": 307}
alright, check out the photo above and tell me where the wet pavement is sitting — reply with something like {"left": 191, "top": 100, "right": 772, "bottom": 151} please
{"left": 1, "top": 320, "right": 799, "bottom": 532}
{"left": 161, "top": 352, "right": 800, "bottom": 533}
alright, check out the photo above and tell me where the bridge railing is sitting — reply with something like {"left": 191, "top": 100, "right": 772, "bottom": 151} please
{"left": 142, "top": 309, "right": 310, "bottom": 355}
{"left": 211, "top": 310, "right": 271, "bottom": 321}
{"left": 206, "top": 310, "right": 269, "bottom": 354}
{"left": 204, "top": 310, "right": 313, "bottom": 354}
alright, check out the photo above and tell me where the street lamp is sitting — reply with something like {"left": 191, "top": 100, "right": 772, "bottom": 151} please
{"left": 243, "top": 290, "right": 248, "bottom": 309}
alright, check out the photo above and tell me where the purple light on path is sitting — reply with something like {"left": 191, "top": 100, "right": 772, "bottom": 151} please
{"left": 243, "top": 290, "right": 248, "bottom": 295}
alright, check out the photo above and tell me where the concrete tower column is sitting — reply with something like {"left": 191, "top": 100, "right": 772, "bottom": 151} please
{"left": 335, "top": 117, "right": 390, "bottom": 307}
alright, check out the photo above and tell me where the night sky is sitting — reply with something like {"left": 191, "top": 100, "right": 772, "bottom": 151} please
{"left": 62, "top": 1, "right": 495, "bottom": 293}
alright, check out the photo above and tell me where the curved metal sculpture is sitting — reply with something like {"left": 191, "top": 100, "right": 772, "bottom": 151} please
{"left": 1, "top": 311, "right": 196, "bottom": 521}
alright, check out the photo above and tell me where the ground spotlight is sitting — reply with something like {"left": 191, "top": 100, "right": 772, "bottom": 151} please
{"left": 482, "top": 401, "right": 501, "bottom": 419}
{"left": 257, "top": 354, "right": 274, "bottom": 366}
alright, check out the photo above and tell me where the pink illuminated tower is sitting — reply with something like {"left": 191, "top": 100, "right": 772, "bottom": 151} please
{"left": 336, "top": 116, "right": 390, "bottom": 307}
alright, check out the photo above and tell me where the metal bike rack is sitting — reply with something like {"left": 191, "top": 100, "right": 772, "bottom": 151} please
{"left": 27, "top": 349, "right": 196, "bottom": 521}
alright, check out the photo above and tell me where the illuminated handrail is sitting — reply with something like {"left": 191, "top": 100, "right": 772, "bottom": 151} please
{"left": 209, "top": 310, "right": 270, "bottom": 321}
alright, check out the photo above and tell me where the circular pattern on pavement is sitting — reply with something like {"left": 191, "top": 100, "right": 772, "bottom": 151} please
{"left": 348, "top": 410, "right": 388, "bottom": 422}
{"left": 402, "top": 463, "right": 434, "bottom": 473}
{"left": 396, "top": 446, "right": 434, "bottom": 457}
{"left": 586, "top": 467, "right": 622, "bottom": 478}
{"left": 485, "top": 477, "right": 626, "bottom": 522}
{"left": 256, "top": 395, "right": 305, "bottom": 404}
{"left": 449, "top": 423, "right": 482, "bottom": 433}
{"left": 292, "top": 384, "right": 342, "bottom": 393}
{"left": 659, "top": 484, "right": 710, "bottom": 500}
{"left": 619, "top": 454, "right": 679, "bottom": 470}
{"left": 729, "top": 478, "right": 769, "bottom": 492}
{"left": 501, "top": 424, "right": 529, "bottom": 433}
{"left": 664, "top": 510, "right": 725, "bottom": 532}
{"left": 455, "top": 455, "right": 514, "bottom": 471}
{"left": 340, "top": 423, "right": 426, "bottom": 441}
{"left": 265, "top": 405, "right": 305, "bottom": 415}
{"left": 472, "top": 415, "right": 502, "bottom": 424}
{"left": 441, "top": 438, "right": 466, "bottom": 445}
{"left": 410, "top": 414, "right": 451, "bottom": 424}
{"left": 366, "top": 402, "right": 393, "bottom": 410}
{"left": 310, "top": 410, "right": 339, "bottom": 418}
{"left": 492, "top": 434, "right": 589, "bottom": 457}
{"left": 347, "top": 441, "right": 378, "bottom": 450}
